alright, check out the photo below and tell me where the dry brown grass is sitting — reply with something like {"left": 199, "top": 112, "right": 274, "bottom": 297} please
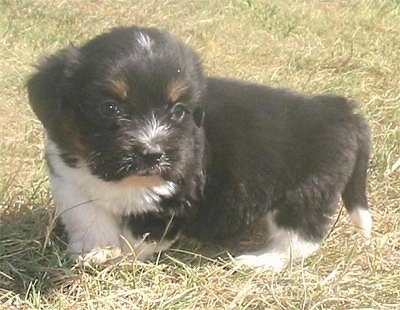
{"left": 1, "top": 0, "right": 399, "bottom": 309}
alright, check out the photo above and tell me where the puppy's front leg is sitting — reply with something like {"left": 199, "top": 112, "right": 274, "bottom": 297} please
{"left": 52, "top": 176, "right": 122, "bottom": 263}
{"left": 62, "top": 204, "right": 122, "bottom": 263}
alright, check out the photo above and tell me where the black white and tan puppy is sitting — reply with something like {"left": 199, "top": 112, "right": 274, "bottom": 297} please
{"left": 27, "top": 25, "right": 372, "bottom": 270}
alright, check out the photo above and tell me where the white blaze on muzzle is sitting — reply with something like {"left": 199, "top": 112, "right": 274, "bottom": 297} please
{"left": 136, "top": 113, "right": 171, "bottom": 148}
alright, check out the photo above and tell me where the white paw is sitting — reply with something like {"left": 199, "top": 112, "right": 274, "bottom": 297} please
{"left": 67, "top": 227, "right": 121, "bottom": 256}
{"left": 348, "top": 208, "right": 372, "bottom": 238}
{"left": 68, "top": 235, "right": 122, "bottom": 266}
{"left": 234, "top": 253, "right": 287, "bottom": 271}
{"left": 74, "top": 247, "right": 122, "bottom": 266}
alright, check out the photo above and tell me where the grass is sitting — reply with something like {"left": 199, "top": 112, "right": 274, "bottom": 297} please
{"left": 1, "top": 0, "right": 399, "bottom": 308}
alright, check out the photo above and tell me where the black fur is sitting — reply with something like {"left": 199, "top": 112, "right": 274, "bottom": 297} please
{"left": 185, "top": 78, "right": 370, "bottom": 243}
{"left": 27, "top": 26, "right": 370, "bottom": 257}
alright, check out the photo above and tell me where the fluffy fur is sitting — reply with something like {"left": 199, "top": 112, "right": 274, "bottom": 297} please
{"left": 27, "top": 25, "right": 372, "bottom": 270}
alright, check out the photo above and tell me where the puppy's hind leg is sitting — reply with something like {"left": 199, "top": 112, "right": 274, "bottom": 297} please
{"left": 235, "top": 212, "right": 320, "bottom": 271}
{"left": 342, "top": 116, "right": 372, "bottom": 238}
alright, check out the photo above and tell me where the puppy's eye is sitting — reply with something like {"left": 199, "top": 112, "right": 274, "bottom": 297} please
{"left": 99, "top": 101, "right": 121, "bottom": 117}
{"left": 171, "top": 103, "right": 186, "bottom": 122}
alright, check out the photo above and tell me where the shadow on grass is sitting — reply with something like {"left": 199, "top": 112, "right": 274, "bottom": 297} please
{"left": 0, "top": 203, "right": 266, "bottom": 307}
{"left": 0, "top": 206, "right": 73, "bottom": 302}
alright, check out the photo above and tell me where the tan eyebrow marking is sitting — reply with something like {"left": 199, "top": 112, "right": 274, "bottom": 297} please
{"left": 104, "top": 79, "right": 128, "bottom": 99}
{"left": 167, "top": 79, "right": 188, "bottom": 103}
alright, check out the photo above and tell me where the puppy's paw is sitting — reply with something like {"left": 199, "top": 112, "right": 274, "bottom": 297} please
{"left": 67, "top": 230, "right": 122, "bottom": 263}
{"left": 234, "top": 253, "right": 287, "bottom": 272}
{"left": 74, "top": 247, "right": 122, "bottom": 267}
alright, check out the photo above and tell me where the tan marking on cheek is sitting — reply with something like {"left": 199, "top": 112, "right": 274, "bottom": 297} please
{"left": 120, "top": 175, "right": 166, "bottom": 187}
{"left": 59, "top": 109, "right": 87, "bottom": 156}
{"left": 72, "top": 138, "right": 87, "bottom": 156}
{"left": 167, "top": 80, "right": 188, "bottom": 103}
{"left": 105, "top": 79, "right": 128, "bottom": 99}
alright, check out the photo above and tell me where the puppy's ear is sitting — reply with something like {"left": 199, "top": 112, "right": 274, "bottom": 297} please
{"left": 193, "top": 106, "right": 205, "bottom": 127}
{"left": 27, "top": 46, "right": 80, "bottom": 128}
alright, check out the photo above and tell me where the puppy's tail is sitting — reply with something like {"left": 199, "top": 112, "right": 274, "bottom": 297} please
{"left": 342, "top": 114, "right": 372, "bottom": 238}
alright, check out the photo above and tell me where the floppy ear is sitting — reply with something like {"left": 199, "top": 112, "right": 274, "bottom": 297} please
{"left": 26, "top": 46, "right": 80, "bottom": 128}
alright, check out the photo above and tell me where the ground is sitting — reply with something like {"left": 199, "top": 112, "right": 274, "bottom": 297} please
{"left": 0, "top": 0, "right": 399, "bottom": 309}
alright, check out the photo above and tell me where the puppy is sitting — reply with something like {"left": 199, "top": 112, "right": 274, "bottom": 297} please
{"left": 27, "top": 25, "right": 372, "bottom": 270}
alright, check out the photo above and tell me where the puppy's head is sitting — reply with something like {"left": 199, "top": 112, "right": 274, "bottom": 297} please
{"left": 27, "top": 26, "right": 206, "bottom": 183}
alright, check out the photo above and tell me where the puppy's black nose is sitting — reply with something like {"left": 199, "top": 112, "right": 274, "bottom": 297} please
{"left": 141, "top": 145, "right": 165, "bottom": 166}
{"left": 143, "top": 152, "right": 164, "bottom": 165}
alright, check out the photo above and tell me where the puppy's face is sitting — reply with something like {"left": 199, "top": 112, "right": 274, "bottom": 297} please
{"left": 28, "top": 26, "right": 206, "bottom": 183}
